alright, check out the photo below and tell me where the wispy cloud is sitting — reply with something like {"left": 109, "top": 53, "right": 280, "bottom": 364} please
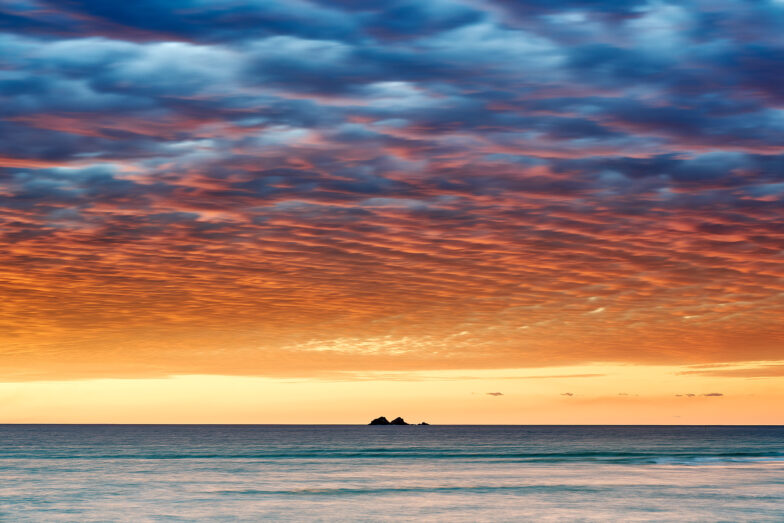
{"left": 680, "top": 364, "right": 784, "bottom": 378}
{"left": 675, "top": 393, "right": 724, "bottom": 397}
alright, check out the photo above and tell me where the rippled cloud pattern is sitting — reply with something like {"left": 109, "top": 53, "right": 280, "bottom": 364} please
{"left": 1, "top": 0, "right": 783, "bottom": 378}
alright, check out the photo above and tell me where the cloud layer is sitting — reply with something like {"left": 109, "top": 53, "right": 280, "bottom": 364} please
{"left": 1, "top": 0, "right": 783, "bottom": 378}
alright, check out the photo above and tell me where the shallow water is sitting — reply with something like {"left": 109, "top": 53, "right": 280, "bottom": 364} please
{"left": 1, "top": 425, "right": 782, "bottom": 521}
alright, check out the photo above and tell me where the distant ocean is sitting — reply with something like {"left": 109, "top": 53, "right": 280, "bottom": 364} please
{"left": 1, "top": 425, "right": 782, "bottom": 521}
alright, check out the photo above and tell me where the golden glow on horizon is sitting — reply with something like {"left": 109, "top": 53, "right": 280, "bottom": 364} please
{"left": 2, "top": 1, "right": 784, "bottom": 424}
{"left": 2, "top": 364, "right": 782, "bottom": 424}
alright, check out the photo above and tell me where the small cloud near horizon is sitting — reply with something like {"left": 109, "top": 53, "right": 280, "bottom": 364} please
{"left": 486, "top": 392, "right": 503, "bottom": 396}
{"left": 676, "top": 392, "right": 723, "bottom": 397}
{"left": 561, "top": 392, "right": 574, "bottom": 397}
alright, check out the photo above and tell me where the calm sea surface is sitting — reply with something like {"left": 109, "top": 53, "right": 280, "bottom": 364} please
{"left": 1, "top": 425, "right": 782, "bottom": 521}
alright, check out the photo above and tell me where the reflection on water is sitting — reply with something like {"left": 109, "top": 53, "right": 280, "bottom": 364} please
{"left": 1, "top": 425, "right": 783, "bottom": 521}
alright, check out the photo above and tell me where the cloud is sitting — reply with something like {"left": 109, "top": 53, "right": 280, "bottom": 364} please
{"left": 516, "top": 374, "right": 605, "bottom": 380}
{"left": 486, "top": 392, "right": 503, "bottom": 396}
{"left": 1, "top": 0, "right": 784, "bottom": 379}
{"left": 561, "top": 392, "right": 574, "bottom": 397}
{"left": 675, "top": 393, "right": 724, "bottom": 397}
{"left": 680, "top": 365, "right": 784, "bottom": 378}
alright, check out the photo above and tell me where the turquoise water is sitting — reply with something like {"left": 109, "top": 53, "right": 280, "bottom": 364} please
{"left": 1, "top": 425, "right": 783, "bottom": 521}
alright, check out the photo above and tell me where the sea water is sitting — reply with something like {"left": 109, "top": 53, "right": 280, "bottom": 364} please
{"left": 1, "top": 425, "right": 782, "bottom": 521}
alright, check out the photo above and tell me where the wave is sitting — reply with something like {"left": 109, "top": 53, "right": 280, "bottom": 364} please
{"left": 209, "top": 485, "right": 609, "bottom": 496}
{"left": 2, "top": 449, "right": 783, "bottom": 464}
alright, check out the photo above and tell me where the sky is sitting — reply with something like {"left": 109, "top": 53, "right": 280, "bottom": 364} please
{"left": 0, "top": 0, "right": 783, "bottom": 423}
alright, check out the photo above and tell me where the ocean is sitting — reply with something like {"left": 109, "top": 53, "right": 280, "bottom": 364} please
{"left": 1, "top": 425, "right": 782, "bottom": 521}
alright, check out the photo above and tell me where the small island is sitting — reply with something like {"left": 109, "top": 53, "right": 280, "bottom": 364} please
{"left": 368, "top": 416, "right": 430, "bottom": 425}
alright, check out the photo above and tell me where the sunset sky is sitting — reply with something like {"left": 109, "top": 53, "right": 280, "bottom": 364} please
{"left": 1, "top": 0, "right": 783, "bottom": 423}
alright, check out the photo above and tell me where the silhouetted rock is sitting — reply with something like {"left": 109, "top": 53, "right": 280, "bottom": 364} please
{"left": 368, "top": 416, "right": 424, "bottom": 425}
